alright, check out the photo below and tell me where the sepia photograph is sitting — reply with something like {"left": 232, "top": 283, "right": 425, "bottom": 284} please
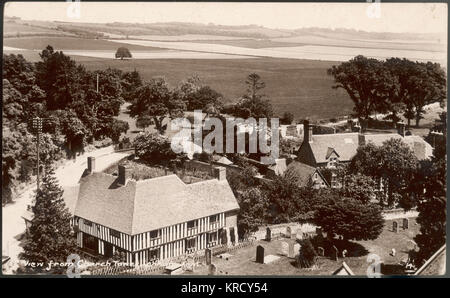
{"left": 1, "top": 0, "right": 447, "bottom": 284}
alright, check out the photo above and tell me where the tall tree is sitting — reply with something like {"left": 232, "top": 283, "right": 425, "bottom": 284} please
{"left": 35, "top": 46, "right": 86, "bottom": 110}
{"left": 349, "top": 138, "right": 418, "bottom": 206}
{"left": 340, "top": 173, "right": 379, "bottom": 204}
{"left": 115, "top": 47, "right": 132, "bottom": 60}
{"left": 313, "top": 190, "right": 384, "bottom": 241}
{"left": 328, "top": 55, "right": 398, "bottom": 119}
{"left": 121, "top": 69, "right": 143, "bottom": 102}
{"left": 408, "top": 62, "right": 446, "bottom": 127}
{"left": 129, "top": 78, "right": 186, "bottom": 134}
{"left": 384, "top": 58, "right": 417, "bottom": 124}
{"left": 230, "top": 73, "right": 274, "bottom": 119}
{"left": 20, "top": 168, "right": 77, "bottom": 271}
{"left": 236, "top": 187, "right": 269, "bottom": 238}
{"left": 186, "top": 86, "right": 224, "bottom": 111}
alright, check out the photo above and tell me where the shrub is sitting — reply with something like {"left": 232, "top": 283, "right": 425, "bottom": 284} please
{"left": 296, "top": 239, "right": 317, "bottom": 268}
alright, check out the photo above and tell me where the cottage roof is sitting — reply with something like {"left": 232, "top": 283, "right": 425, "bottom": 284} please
{"left": 64, "top": 173, "right": 239, "bottom": 235}
{"left": 308, "top": 133, "right": 359, "bottom": 163}
{"left": 284, "top": 161, "right": 328, "bottom": 187}
{"left": 306, "top": 132, "right": 432, "bottom": 164}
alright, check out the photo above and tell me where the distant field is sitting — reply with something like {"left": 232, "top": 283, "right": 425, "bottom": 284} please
{"left": 109, "top": 39, "right": 446, "bottom": 63}
{"left": 2, "top": 37, "right": 165, "bottom": 51}
{"left": 189, "top": 39, "right": 306, "bottom": 48}
{"left": 76, "top": 57, "right": 353, "bottom": 120}
{"left": 3, "top": 22, "right": 73, "bottom": 37}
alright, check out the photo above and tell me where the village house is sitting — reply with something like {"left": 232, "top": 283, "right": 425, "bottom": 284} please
{"left": 284, "top": 161, "right": 329, "bottom": 189}
{"left": 62, "top": 157, "right": 240, "bottom": 265}
{"left": 297, "top": 120, "right": 433, "bottom": 168}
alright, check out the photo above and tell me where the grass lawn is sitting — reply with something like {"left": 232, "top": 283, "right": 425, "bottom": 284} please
{"left": 182, "top": 218, "right": 420, "bottom": 276}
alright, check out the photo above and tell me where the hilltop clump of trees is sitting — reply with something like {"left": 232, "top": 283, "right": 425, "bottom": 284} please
{"left": 328, "top": 55, "right": 446, "bottom": 127}
{"left": 2, "top": 46, "right": 141, "bottom": 204}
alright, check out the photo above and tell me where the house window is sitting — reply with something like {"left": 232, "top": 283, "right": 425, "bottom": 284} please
{"left": 208, "top": 232, "right": 218, "bottom": 244}
{"left": 149, "top": 248, "right": 160, "bottom": 261}
{"left": 150, "top": 230, "right": 159, "bottom": 239}
{"left": 84, "top": 220, "right": 92, "bottom": 227}
{"left": 110, "top": 229, "right": 120, "bottom": 238}
{"left": 209, "top": 215, "right": 219, "bottom": 224}
{"left": 187, "top": 220, "right": 197, "bottom": 230}
{"left": 186, "top": 238, "right": 196, "bottom": 250}
{"left": 82, "top": 234, "right": 97, "bottom": 252}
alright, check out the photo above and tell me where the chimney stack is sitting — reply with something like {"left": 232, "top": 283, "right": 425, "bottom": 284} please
{"left": 303, "top": 120, "right": 313, "bottom": 143}
{"left": 213, "top": 166, "right": 227, "bottom": 181}
{"left": 118, "top": 165, "right": 132, "bottom": 186}
{"left": 87, "top": 157, "right": 96, "bottom": 173}
{"left": 397, "top": 122, "right": 406, "bottom": 137}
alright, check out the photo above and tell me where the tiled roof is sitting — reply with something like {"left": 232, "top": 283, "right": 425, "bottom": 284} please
{"left": 284, "top": 161, "right": 321, "bottom": 187}
{"left": 363, "top": 134, "right": 433, "bottom": 160}
{"left": 64, "top": 173, "right": 239, "bottom": 235}
{"left": 307, "top": 132, "right": 432, "bottom": 164}
{"left": 309, "top": 133, "right": 359, "bottom": 163}
{"left": 414, "top": 245, "right": 446, "bottom": 276}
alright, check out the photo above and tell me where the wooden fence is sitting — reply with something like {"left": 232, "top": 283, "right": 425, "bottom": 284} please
{"left": 88, "top": 239, "right": 257, "bottom": 276}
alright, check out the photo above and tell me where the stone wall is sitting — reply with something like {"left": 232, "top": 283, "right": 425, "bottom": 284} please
{"left": 252, "top": 222, "right": 317, "bottom": 240}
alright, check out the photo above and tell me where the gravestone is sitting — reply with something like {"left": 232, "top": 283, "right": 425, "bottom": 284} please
{"left": 288, "top": 242, "right": 295, "bottom": 259}
{"left": 393, "top": 221, "right": 398, "bottom": 233}
{"left": 293, "top": 243, "right": 301, "bottom": 258}
{"left": 265, "top": 227, "right": 272, "bottom": 242}
{"left": 256, "top": 245, "right": 265, "bottom": 264}
{"left": 286, "top": 226, "right": 292, "bottom": 238}
{"left": 208, "top": 264, "right": 216, "bottom": 275}
{"left": 279, "top": 241, "right": 289, "bottom": 256}
{"left": 205, "top": 248, "right": 212, "bottom": 265}
{"left": 403, "top": 218, "right": 409, "bottom": 230}
{"left": 332, "top": 245, "right": 339, "bottom": 261}
{"left": 342, "top": 249, "right": 347, "bottom": 258}
{"left": 318, "top": 247, "right": 325, "bottom": 256}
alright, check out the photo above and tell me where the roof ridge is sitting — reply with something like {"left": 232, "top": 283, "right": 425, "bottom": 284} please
{"left": 135, "top": 174, "right": 184, "bottom": 184}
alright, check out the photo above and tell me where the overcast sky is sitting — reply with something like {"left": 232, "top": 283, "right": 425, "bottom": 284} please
{"left": 4, "top": 2, "right": 447, "bottom": 34}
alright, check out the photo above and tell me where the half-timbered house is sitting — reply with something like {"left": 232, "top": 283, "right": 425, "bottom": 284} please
{"left": 63, "top": 157, "right": 240, "bottom": 265}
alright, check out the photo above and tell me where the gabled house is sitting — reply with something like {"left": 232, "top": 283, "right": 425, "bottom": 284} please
{"left": 63, "top": 157, "right": 240, "bottom": 265}
{"left": 297, "top": 120, "right": 433, "bottom": 168}
{"left": 284, "top": 161, "right": 329, "bottom": 189}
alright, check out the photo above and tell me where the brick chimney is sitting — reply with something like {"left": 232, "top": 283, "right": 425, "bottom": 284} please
{"left": 87, "top": 157, "right": 96, "bottom": 174}
{"left": 213, "top": 166, "right": 227, "bottom": 181}
{"left": 118, "top": 165, "right": 132, "bottom": 186}
{"left": 304, "top": 120, "right": 313, "bottom": 143}
{"left": 397, "top": 122, "right": 406, "bottom": 137}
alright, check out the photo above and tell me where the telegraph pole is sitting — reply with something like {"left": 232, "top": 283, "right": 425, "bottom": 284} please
{"left": 96, "top": 73, "right": 99, "bottom": 93}
{"left": 32, "top": 117, "right": 43, "bottom": 191}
